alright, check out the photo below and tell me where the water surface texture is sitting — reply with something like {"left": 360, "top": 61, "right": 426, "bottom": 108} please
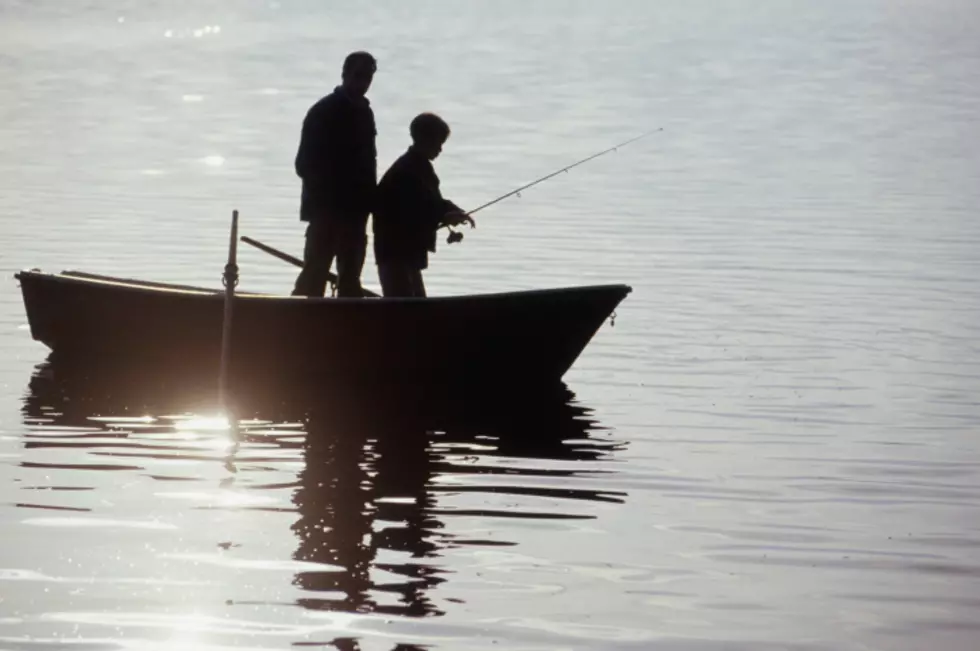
{"left": 2, "top": 1, "right": 980, "bottom": 649}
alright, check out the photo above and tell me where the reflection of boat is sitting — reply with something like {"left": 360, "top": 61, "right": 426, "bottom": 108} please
{"left": 20, "top": 359, "right": 627, "bottom": 620}
{"left": 14, "top": 269, "right": 631, "bottom": 387}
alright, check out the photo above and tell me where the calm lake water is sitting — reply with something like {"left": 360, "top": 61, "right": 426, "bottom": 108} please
{"left": 2, "top": 1, "right": 980, "bottom": 649}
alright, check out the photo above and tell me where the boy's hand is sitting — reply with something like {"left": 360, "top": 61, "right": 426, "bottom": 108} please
{"left": 444, "top": 209, "right": 475, "bottom": 228}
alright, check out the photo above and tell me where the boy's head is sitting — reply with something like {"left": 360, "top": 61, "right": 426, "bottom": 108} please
{"left": 410, "top": 112, "right": 450, "bottom": 160}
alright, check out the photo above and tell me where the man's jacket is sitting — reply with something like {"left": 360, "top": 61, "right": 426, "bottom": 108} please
{"left": 294, "top": 86, "right": 377, "bottom": 222}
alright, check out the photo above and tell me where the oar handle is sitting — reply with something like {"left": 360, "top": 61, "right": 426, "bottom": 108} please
{"left": 241, "top": 236, "right": 303, "bottom": 267}
{"left": 239, "top": 236, "right": 381, "bottom": 298}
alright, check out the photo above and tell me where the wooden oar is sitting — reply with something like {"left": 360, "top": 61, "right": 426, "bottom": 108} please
{"left": 241, "top": 235, "right": 303, "bottom": 267}
{"left": 239, "top": 236, "right": 381, "bottom": 298}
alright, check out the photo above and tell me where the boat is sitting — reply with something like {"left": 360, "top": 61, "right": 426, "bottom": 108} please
{"left": 14, "top": 269, "right": 631, "bottom": 389}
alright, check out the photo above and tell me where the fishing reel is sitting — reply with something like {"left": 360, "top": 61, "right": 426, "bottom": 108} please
{"left": 446, "top": 228, "right": 464, "bottom": 244}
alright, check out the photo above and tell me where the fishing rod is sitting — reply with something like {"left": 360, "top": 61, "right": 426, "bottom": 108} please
{"left": 471, "top": 128, "right": 661, "bottom": 216}
{"left": 443, "top": 127, "right": 662, "bottom": 242}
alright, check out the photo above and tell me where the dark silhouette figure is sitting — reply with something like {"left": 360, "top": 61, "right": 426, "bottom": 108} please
{"left": 373, "top": 113, "right": 474, "bottom": 298}
{"left": 292, "top": 51, "right": 378, "bottom": 298}
{"left": 291, "top": 400, "right": 446, "bottom": 617}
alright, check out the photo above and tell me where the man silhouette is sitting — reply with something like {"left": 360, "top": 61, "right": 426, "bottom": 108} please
{"left": 292, "top": 51, "right": 378, "bottom": 298}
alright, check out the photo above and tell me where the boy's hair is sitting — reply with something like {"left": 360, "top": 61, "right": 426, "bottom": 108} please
{"left": 410, "top": 112, "right": 451, "bottom": 144}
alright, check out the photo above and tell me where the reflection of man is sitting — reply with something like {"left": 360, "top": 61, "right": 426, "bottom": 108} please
{"left": 291, "top": 51, "right": 377, "bottom": 298}
{"left": 290, "top": 402, "right": 444, "bottom": 617}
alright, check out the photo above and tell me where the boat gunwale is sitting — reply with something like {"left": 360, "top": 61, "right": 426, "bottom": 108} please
{"left": 14, "top": 269, "right": 633, "bottom": 303}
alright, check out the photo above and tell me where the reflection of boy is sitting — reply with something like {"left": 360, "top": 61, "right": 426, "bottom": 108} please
{"left": 372, "top": 113, "right": 474, "bottom": 298}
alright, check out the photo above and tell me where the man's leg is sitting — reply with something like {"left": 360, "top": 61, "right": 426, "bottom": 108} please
{"left": 291, "top": 221, "right": 336, "bottom": 297}
{"left": 335, "top": 217, "right": 368, "bottom": 298}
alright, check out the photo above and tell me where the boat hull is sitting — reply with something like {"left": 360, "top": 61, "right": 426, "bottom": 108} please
{"left": 15, "top": 270, "right": 631, "bottom": 389}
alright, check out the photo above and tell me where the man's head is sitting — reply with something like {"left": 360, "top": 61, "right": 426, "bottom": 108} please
{"left": 410, "top": 112, "right": 451, "bottom": 160}
{"left": 341, "top": 51, "right": 376, "bottom": 97}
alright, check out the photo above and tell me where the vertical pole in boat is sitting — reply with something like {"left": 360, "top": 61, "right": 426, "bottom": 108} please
{"left": 218, "top": 209, "right": 239, "bottom": 410}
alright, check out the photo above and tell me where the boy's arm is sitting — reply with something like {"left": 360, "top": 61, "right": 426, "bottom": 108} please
{"left": 440, "top": 199, "right": 475, "bottom": 228}
{"left": 442, "top": 198, "right": 463, "bottom": 213}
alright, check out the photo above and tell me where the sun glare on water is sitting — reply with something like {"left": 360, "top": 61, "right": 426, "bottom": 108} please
{"left": 172, "top": 414, "right": 232, "bottom": 433}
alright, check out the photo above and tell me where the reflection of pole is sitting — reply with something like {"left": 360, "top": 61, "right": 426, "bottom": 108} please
{"left": 219, "top": 210, "right": 239, "bottom": 409}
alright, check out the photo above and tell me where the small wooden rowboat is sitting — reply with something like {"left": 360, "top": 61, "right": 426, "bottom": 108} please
{"left": 15, "top": 269, "right": 631, "bottom": 388}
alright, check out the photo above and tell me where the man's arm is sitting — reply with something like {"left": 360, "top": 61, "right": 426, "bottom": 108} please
{"left": 294, "top": 108, "right": 318, "bottom": 179}
{"left": 294, "top": 100, "right": 342, "bottom": 181}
